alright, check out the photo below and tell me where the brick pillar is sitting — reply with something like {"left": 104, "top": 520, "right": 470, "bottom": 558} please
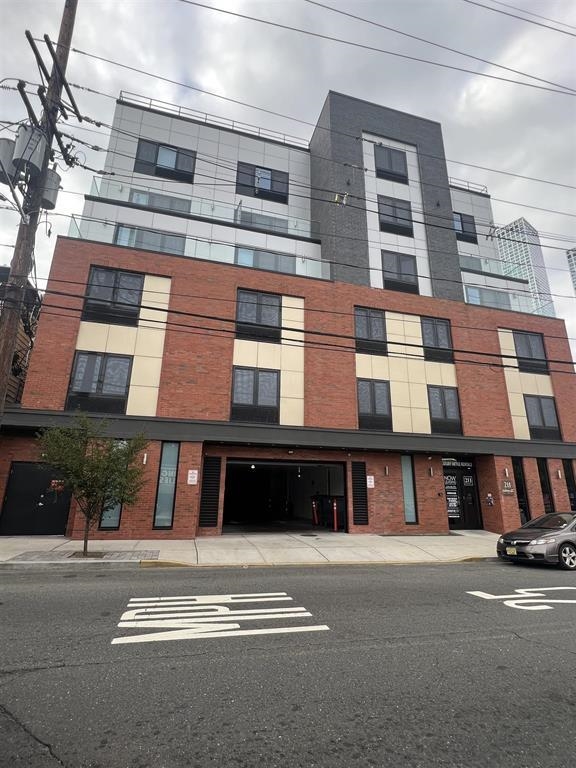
{"left": 548, "top": 458, "right": 571, "bottom": 511}
{"left": 523, "top": 458, "right": 545, "bottom": 518}
{"left": 413, "top": 455, "right": 448, "bottom": 533}
{"left": 475, "top": 455, "right": 521, "bottom": 533}
{"left": 172, "top": 442, "right": 203, "bottom": 538}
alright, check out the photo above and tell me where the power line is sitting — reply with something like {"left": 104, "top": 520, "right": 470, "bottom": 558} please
{"left": 486, "top": 0, "right": 576, "bottom": 30}
{"left": 303, "top": 0, "right": 576, "bottom": 93}
{"left": 174, "top": 0, "right": 574, "bottom": 95}
{"left": 459, "top": 0, "right": 576, "bottom": 37}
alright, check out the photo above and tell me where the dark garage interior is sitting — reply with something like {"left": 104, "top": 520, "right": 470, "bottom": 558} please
{"left": 223, "top": 460, "right": 346, "bottom": 532}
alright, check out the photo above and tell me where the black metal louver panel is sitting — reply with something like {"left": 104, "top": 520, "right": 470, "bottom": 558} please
{"left": 198, "top": 457, "right": 221, "bottom": 527}
{"left": 351, "top": 462, "right": 369, "bottom": 525}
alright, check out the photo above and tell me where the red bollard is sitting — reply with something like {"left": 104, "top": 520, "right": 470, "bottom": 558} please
{"left": 332, "top": 498, "right": 338, "bottom": 532}
{"left": 312, "top": 499, "right": 319, "bottom": 526}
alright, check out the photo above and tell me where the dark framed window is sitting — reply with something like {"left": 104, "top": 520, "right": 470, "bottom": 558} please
{"left": 382, "top": 250, "right": 419, "bottom": 294}
{"left": 66, "top": 352, "right": 132, "bottom": 414}
{"left": 114, "top": 224, "right": 185, "bottom": 256}
{"left": 512, "top": 457, "right": 530, "bottom": 525}
{"left": 134, "top": 139, "right": 195, "bottom": 183}
{"left": 236, "top": 290, "right": 282, "bottom": 343}
{"left": 374, "top": 145, "right": 408, "bottom": 183}
{"left": 524, "top": 395, "right": 561, "bottom": 440}
{"left": 99, "top": 502, "right": 122, "bottom": 530}
{"left": 235, "top": 246, "right": 296, "bottom": 275}
{"left": 513, "top": 331, "right": 548, "bottom": 374}
{"left": 129, "top": 189, "right": 191, "bottom": 214}
{"left": 354, "top": 307, "right": 387, "bottom": 355}
{"left": 357, "top": 379, "right": 392, "bottom": 431}
{"left": 378, "top": 196, "right": 413, "bottom": 237}
{"left": 153, "top": 442, "right": 180, "bottom": 528}
{"left": 428, "top": 386, "right": 462, "bottom": 434}
{"left": 236, "top": 162, "right": 289, "bottom": 204}
{"left": 401, "top": 456, "right": 418, "bottom": 524}
{"left": 421, "top": 317, "right": 454, "bottom": 363}
{"left": 453, "top": 212, "right": 477, "bottom": 243}
{"left": 231, "top": 367, "right": 279, "bottom": 423}
{"left": 563, "top": 459, "right": 576, "bottom": 511}
{"left": 537, "top": 458, "right": 555, "bottom": 514}
{"left": 83, "top": 266, "right": 144, "bottom": 326}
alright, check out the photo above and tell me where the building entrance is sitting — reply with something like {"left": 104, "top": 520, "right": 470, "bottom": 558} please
{"left": 223, "top": 460, "right": 347, "bottom": 532}
{"left": 442, "top": 459, "right": 482, "bottom": 530}
{"left": 0, "top": 462, "right": 71, "bottom": 535}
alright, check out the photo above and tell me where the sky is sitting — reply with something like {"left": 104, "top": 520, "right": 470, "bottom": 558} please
{"left": 1, "top": 0, "right": 575, "bottom": 355}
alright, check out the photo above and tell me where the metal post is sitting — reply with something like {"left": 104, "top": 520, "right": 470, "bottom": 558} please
{"left": 0, "top": 0, "right": 78, "bottom": 421}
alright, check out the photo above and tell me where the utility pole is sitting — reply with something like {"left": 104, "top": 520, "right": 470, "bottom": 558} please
{"left": 0, "top": 0, "right": 78, "bottom": 422}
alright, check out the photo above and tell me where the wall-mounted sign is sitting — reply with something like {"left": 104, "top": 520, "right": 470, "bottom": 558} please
{"left": 187, "top": 469, "right": 198, "bottom": 485}
{"left": 463, "top": 476, "right": 474, "bottom": 486}
{"left": 366, "top": 475, "right": 375, "bottom": 488}
{"left": 502, "top": 480, "right": 515, "bottom": 495}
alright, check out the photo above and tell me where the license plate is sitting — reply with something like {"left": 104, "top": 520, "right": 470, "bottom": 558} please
{"left": 506, "top": 546, "right": 517, "bottom": 556}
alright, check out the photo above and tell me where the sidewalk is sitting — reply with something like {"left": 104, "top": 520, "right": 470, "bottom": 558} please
{"left": 0, "top": 529, "right": 500, "bottom": 567}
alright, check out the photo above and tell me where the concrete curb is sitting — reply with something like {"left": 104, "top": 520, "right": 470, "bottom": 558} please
{"left": 139, "top": 556, "right": 498, "bottom": 569}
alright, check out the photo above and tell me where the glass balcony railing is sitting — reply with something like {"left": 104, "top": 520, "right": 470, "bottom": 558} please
{"left": 67, "top": 214, "right": 330, "bottom": 280}
{"left": 88, "top": 177, "right": 315, "bottom": 238}
{"left": 459, "top": 253, "right": 525, "bottom": 281}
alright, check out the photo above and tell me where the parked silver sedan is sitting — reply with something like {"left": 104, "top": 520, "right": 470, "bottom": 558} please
{"left": 497, "top": 513, "right": 576, "bottom": 570}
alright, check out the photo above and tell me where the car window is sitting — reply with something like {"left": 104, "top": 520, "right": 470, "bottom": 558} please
{"left": 523, "top": 514, "right": 575, "bottom": 530}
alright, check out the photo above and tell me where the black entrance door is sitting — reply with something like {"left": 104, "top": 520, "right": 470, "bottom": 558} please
{"left": 443, "top": 460, "right": 482, "bottom": 530}
{"left": 0, "top": 462, "right": 71, "bottom": 535}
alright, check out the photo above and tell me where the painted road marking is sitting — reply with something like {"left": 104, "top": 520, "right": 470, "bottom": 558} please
{"left": 468, "top": 586, "right": 576, "bottom": 611}
{"left": 112, "top": 591, "right": 330, "bottom": 644}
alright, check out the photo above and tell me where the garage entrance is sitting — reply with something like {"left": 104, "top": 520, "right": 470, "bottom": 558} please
{"left": 223, "top": 460, "right": 347, "bottom": 532}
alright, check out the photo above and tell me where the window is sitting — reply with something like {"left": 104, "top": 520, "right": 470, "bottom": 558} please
{"left": 354, "top": 307, "right": 387, "bottom": 355}
{"left": 235, "top": 246, "right": 296, "bottom": 275}
{"left": 66, "top": 352, "right": 132, "bottom": 414}
{"left": 129, "top": 189, "right": 191, "bottom": 214}
{"left": 513, "top": 331, "right": 548, "bottom": 374}
{"left": 524, "top": 395, "right": 561, "bottom": 440}
{"left": 465, "top": 285, "right": 511, "bottom": 311}
{"left": 114, "top": 225, "right": 186, "bottom": 256}
{"left": 236, "top": 290, "right": 281, "bottom": 343}
{"left": 378, "top": 196, "right": 413, "bottom": 237}
{"left": 357, "top": 379, "right": 392, "bottom": 430}
{"left": 374, "top": 145, "right": 408, "bottom": 183}
{"left": 236, "top": 162, "right": 289, "bottom": 204}
{"left": 428, "top": 386, "right": 462, "bottom": 434}
{"left": 382, "top": 250, "right": 419, "bottom": 294}
{"left": 537, "top": 458, "right": 555, "bottom": 514}
{"left": 231, "top": 367, "right": 279, "bottom": 423}
{"left": 100, "top": 502, "right": 122, "bottom": 530}
{"left": 83, "top": 266, "right": 144, "bottom": 326}
{"left": 401, "top": 456, "right": 418, "bottom": 524}
{"left": 563, "top": 459, "right": 576, "bottom": 512}
{"left": 154, "top": 442, "right": 180, "bottom": 528}
{"left": 453, "top": 212, "right": 477, "bottom": 243}
{"left": 134, "top": 139, "right": 195, "bottom": 183}
{"left": 421, "top": 317, "right": 453, "bottom": 363}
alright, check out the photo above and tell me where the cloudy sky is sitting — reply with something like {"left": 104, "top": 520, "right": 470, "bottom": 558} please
{"left": 1, "top": 0, "right": 575, "bottom": 353}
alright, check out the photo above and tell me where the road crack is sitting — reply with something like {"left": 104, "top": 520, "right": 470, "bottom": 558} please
{"left": 0, "top": 701, "right": 69, "bottom": 767}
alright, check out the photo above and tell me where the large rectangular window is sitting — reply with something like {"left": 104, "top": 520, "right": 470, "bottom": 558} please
{"left": 236, "top": 290, "right": 281, "bottom": 343}
{"left": 357, "top": 379, "right": 392, "bottom": 431}
{"left": 453, "top": 212, "right": 477, "bottom": 243}
{"left": 513, "top": 331, "right": 548, "bottom": 374}
{"left": 236, "top": 162, "right": 289, "bottom": 204}
{"left": 83, "top": 266, "right": 144, "bottom": 326}
{"left": 154, "top": 442, "right": 180, "bottom": 528}
{"left": 428, "top": 386, "right": 462, "bottom": 434}
{"left": 114, "top": 225, "right": 186, "bottom": 256}
{"left": 374, "top": 145, "right": 408, "bottom": 183}
{"left": 231, "top": 367, "right": 280, "bottom": 423}
{"left": 524, "top": 395, "right": 561, "bottom": 440}
{"left": 382, "top": 250, "right": 419, "bottom": 294}
{"left": 512, "top": 457, "right": 530, "bottom": 525}
{"left": 354, "top": 307, "right": 387, "bottom": 355}
{"left": 563, "top": 459, "right": 576, "bottom": 512}
{"left": 401, "top": 456, "right": 418, "bottom": 524}
{"left": 378, "top": 196, "right": 413, "bottom": 237}
{"left": 235, "top": 246, "right": 296, "bottom": 275}
{"left": 129, "top": 188, "right": 191, "bottom": 214}
{"left": 537, "top": 457, "right": 555, "bottom": 515}
{"left": 66, "top": 352, "right": 132, "bottom": 414}
{"left": 421, "top": 317, "right": 454, "bottom": 363}
{"left": 134, "top": 139, "right": 195, "bottom": 183}
{"left": 99, "top": 503, "right": 122, "bottom": 530}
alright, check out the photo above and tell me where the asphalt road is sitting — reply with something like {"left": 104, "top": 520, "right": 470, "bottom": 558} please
{"left": 1, "top": 561, "right": 575, "bottom": 768}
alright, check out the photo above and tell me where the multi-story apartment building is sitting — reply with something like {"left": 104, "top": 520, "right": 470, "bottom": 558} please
{"left": 495, "top": 217, "right": 556, "bottom": 318}
{"left": 1, "top": 91, "right": 575, "bottom": 538}
{"left": 568, "top": 248, "right": 576, "bottom": 294}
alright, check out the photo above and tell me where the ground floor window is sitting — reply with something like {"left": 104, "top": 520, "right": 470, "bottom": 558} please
{"left": 154, "top": 442, "right": 180, "bottom": 528}
{"left": 401, "top": 456, "right": 417, "bottom": 524}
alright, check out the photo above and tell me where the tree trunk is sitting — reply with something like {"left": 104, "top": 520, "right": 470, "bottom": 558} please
{"left": 83, "top": 514, "right": 90, "bottom": 556}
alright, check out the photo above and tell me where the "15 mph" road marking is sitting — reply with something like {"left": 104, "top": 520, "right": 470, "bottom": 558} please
{"left": 111, "top": 592, "right": 330, "bottom": 644}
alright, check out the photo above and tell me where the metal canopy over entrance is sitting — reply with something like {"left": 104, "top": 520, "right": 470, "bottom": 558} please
{"left": 223, "top": 459, "right": 347, "bottom": 532}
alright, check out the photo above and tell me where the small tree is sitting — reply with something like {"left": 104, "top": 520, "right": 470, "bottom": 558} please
{"left": 39, "top": 415, "right": 148, "bottom": 556}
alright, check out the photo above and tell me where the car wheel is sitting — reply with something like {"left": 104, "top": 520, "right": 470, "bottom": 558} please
{"left": 558, "top": 543, "right": 576, "bottom": 570}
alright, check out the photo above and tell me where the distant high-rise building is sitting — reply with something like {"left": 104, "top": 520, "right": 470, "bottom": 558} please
{"left": 568, "top": 248, "right": 576, "bottom": 294}
{"left": 495, "top": 217, "right": 555, "bottom": 317}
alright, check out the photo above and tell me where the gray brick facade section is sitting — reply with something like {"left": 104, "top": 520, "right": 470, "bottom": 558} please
{"left": 310, "top": 92, "right": 464, "bottom": 301}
